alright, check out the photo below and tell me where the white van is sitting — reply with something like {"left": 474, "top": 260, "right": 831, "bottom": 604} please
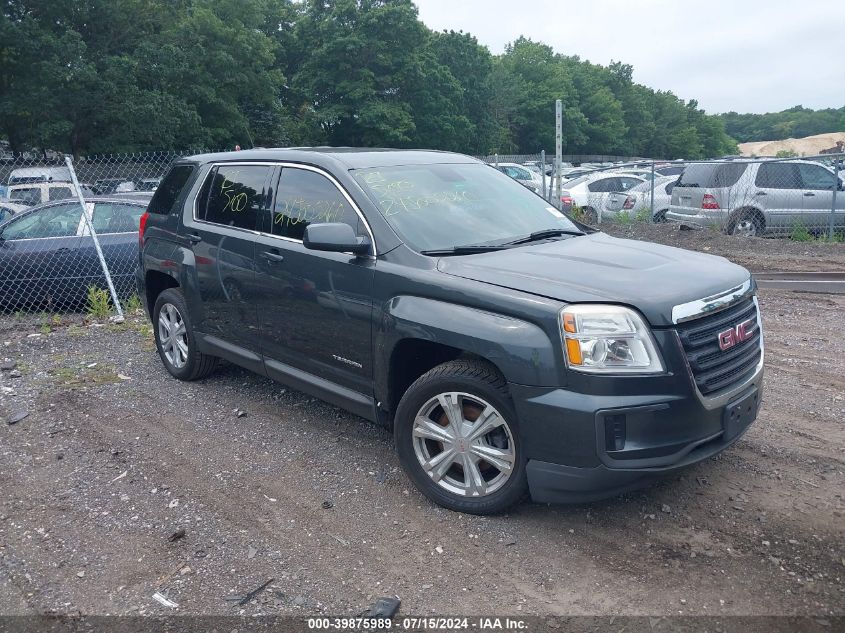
{"left": 8, "top": 166, "right": 72, "bottom": 185}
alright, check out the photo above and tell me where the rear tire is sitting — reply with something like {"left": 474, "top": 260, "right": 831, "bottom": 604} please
{"left": 153, "top": 288, "right": 217, "bottom": 381}
{"left": 653, "top": 209, "right": 668, "bottom": 223}
{"left": 394, "top": 360, "right": 528, "bottom": 515}
{"left": 728, "top": 210, "right": 764, "bottom": 237}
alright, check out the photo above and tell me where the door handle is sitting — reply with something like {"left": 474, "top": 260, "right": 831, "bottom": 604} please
{"left": 186, "top": 233, "right": 202, "bottom": 244}
{"left": 754, "top": 191, "right": 767, "bottom": 196}
{"left": 803, "top": 192, "right": 815, "bottom": 197}
{"left": 261, "top": 251, "right": 285, "bottom": 263}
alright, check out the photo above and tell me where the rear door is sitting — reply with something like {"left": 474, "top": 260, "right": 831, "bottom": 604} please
{"left": 182, "top": 163, "right": 273, "bottom": 364}
{"left": 78, "top": 201, "right": 147, "bottom": 298}
{"left": 0, "top": 202, "right": 84, "bottom": 309}
{"left": 796, "top": 162, "right": 844, "bottom": 230}
{"left": 752, "top": 163, "right": 803, "bottom": 231}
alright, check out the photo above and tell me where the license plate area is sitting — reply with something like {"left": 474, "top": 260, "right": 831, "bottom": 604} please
{"left": 723, "top": 388, "right": 760, "bottom": 441}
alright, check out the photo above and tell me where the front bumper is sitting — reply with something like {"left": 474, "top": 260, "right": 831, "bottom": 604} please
{"left": 510, "top": 363, "right": 763, "bottom": 504}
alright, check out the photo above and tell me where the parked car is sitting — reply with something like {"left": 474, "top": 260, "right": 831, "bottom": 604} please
{"left": 137, "top": 148, "right": 763, "bottom": 514}
{"left": 7, "top": 181, "right": 91, "bottom": 207}
{"left": 0, "top": 200, "right": 28, "bottom": 223}
{"left": 493, "top": 162, "right": 541, "bottom": 193}
{"left": 137, "top": 177, "right": 162, "bottom": 192}
{"left": 665, "top": 160, "right": 845, "bottom": 236}
{"left": 93, "top": 178, "right": 136, "bottom": 195}
{"left": 626, "top": 176, "right": 678, "bottom": 223}
{"left": 559, "top": 172, "right": 646, "bottom": 222}
{"left": 0, "top": 197, "right": 148, "bottom": 310}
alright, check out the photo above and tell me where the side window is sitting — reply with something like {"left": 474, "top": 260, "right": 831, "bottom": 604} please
{"left": 271, "top": 168, "right": 359, "bottom": 240}
{"left": 755, "top": 163, "right": 800, "bottom": 189}
{"left": 619, "top": 177, "right": 641, "bottom": 191}
{"left": 49, "top": 186, "right": 73, "bottom": 201}
{"left": 91, "top": 203, "right": 146, "bottom": 234}
{"left": 10, "top": 187, "right": 41, "bottom": 205}
{"left": 798, "top": 164, "right": 835, "bottom": 190}
{"left": 0, "top": 204, "right": 82, "bottom": 240}
{"left": 148, "top": 164, "right": 195, "bottom": 215}
{"left": 202, "top": 165, "right": 272, "bottom": 230}
{"left": 588, "top": 178, "right": 612, "bottom": 193}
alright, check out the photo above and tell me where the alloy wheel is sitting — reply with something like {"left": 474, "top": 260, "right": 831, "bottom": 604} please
{"left": 158, "top": 303, "right": 189, "bottom": 369}
{"left": 411, "top": 392, "right": 515, "bottom": 497}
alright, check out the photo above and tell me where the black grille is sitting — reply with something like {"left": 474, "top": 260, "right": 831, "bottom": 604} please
{"left": 676, "top": 297, "right": 762, "bottom": 396}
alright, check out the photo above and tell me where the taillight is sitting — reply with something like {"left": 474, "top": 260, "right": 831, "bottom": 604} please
{"left": 701, "top": 194, "right": 720, "bottom": 210}
{"left": 623, "top": 196, "right": 635, "bottom": 210}
{"left": 139, "top": 211, "right": 149, "bottom": 247}
{"left": 561, "top": 196, "right": 574, "bottom": 205}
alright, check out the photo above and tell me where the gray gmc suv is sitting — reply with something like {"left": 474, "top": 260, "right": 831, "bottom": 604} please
{"left": 137, "top": 148, "right": 764, "bottom": 514}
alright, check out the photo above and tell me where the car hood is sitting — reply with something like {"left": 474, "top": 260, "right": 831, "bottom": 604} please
{"left": 436, "top": 232, "right": 751, "bottom": 327}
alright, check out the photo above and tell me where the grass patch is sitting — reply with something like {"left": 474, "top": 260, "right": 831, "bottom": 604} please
{"left": 124, "top": 294, "right": 142, "bottom": 314}
{"left": 47, "top": 363, "right": 122, "bottom": 387}
{"left": 86, "top": 286, "right": 113, "bottom": 319}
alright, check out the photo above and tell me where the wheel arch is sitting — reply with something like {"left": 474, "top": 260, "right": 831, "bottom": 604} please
{"left": 375, "top": 296, "right": 560, "bottom": 420}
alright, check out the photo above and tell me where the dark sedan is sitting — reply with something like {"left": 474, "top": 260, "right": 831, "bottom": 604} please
{"left": 0, "top": 197, "right": 147, "bottom": 311}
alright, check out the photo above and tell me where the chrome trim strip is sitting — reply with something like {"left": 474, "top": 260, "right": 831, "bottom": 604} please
{"left": 671, "top": 278, "right": 754, "bottom": 325}
{"left": 190, "top": 161, "right": 377, "bottom": 255}
{"left": 674, "top": 294, "right": 764, "bottom": 410}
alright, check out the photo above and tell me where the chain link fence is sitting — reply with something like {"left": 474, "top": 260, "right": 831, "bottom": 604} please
{"left": 0, "top": 149, "right": 842, "bottom": 315}
{"left": 481, "top": 152, "right": 844, "bottom": 240}
{"left": 0, "top": 151, "right": 205, "bottom": 315}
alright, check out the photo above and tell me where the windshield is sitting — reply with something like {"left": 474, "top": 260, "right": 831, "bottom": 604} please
{"left": 353, "top": 163, "right": 580, "bottom": 252}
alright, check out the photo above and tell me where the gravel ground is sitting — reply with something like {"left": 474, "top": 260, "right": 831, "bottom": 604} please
{"left": 0, "top": 286, "right": 842, "bottom": 619}
{"left": 601, "top": 223, "right": 845, "bottom": 273}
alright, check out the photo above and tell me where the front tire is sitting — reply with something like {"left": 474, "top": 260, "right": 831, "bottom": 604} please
{"left": 394, "top": 360, "right": 528, "bottom": 514}
{"left": 153, "top": 288, "right": 217, "bottom": 381}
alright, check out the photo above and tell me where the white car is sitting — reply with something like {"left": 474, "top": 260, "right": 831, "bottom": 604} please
{"left": 626, "top": 175, "right": 678, "bottom": 222}
{"left": 559, "top": 172, "right": 646, "bottom": 223}
{"left": 493, "top": 162, "right": 543, "bottom": 193}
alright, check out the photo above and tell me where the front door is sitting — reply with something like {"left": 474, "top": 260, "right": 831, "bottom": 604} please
{"left": 752, "top": 162, "right": 804, "bottom": 231}
{"left": 181, "top": 163, "right": 273, "bottom": 364}
{"left": 253, "top": 165, "right": 375, "bottom": 396}
{"left": 0, "top": 202, "right": 83, "bottom": 310}
{"left": 796, "top": 162, "right": 845, "bottom": 230}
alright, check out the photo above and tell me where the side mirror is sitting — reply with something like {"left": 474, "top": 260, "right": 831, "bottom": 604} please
{"left": 303, "top": 223, "right": 370, "bottom": 255}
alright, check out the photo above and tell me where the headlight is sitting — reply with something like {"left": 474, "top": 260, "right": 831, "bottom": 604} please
{"left": 560, "top": 304, "right": 664, "bottom": 374}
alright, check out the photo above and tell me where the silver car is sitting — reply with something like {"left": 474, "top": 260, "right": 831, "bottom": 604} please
{"left": 627, "top": 175, "right": 677, "bottom": 223}
{"left": 666, "top": 160, "right": 845, "bottom": 237}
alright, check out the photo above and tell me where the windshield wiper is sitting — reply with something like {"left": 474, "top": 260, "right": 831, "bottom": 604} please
{"left": 420, "top": 244, "right": 510, "bottom": 256}
{"left": 503, "top": 228, "right": 584, "bottom": 246}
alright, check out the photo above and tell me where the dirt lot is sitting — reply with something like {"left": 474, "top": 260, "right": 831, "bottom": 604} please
{"left": 601, "top": 223, "right": 845, "bottom": 273}
{"left": 0, "top": 284, "right": 842, "bottom": 619}
{"left": 0, "top": 227, "right": 843, "bottom": 622}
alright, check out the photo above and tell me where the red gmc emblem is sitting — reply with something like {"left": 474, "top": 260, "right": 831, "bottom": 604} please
{"left": 718, "top": 319, "right": 755, "bottom": 351}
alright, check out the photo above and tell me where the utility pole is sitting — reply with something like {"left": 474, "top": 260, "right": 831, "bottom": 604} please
{"left": 555, "top": 99, "right": 562, "bottom": 209}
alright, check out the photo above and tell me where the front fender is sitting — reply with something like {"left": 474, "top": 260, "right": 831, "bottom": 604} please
{"left": 375, "top": 295, "right": 561, "bottom": 405}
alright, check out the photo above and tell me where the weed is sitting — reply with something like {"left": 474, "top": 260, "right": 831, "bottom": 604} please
{"left": 634, "top": 207, "right": 651, "bottom": 223}
{"left": 615, "top": 211, "right": 633, "bottom": 225}
{"left": 86, "top": 286, "right": 113, "bottom": 319}
{"left": 124, "top": 294, "right": 142, "bottom": 314}
{"left": 790, "top": 222, "right": 813, "bottom": 242}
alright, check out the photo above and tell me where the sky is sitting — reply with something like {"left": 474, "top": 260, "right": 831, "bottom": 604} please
{"left": 413, "top": 0, "right": 844, "bottom": 115}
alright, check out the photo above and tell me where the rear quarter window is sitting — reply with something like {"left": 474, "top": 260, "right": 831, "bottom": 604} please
{"left": 677, "top": 164, "right": 746, "bottom": 188}
{"left": 148, "top": 164, "right": 196, "bottom": 215}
